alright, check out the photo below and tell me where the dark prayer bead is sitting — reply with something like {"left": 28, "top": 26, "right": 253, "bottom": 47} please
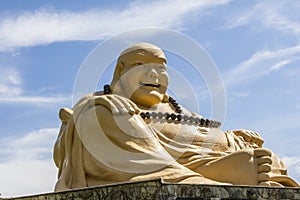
{"left": 140, "top": 112, "right": 146, "bottom": 119}
{"left": 205, "top": 119, "right": 210, "bottom": 127}
{"left": 200, "top": 118, "right": 205, "bottom": 126}
{"left": 139, "top": 111, "right": 220, "bottom": 128}
{"left": 145, "top": 112, "right": 150, "bottom": 119}
{"left": 169, "top": 97, "right": 175, "bottom": 103}
{"left": 170, "top": 113, "right": 177, "bottom": 120}
{"left": 151, "top": 112, "right": 157, "bottom": 118}
{"left": 100, "top": 86, "right": 222, "bottom": 128}
{"left": 157, "top": 112, "right": 164, "bottom": 118}
{"left": 177, "top": 114, "right": 182, "bottom": 121}
{"left": 103, "top": 84, "right": 111, "bottom": 94}
{"left": 164, "top": 112, "right": 171, "bottom": 119}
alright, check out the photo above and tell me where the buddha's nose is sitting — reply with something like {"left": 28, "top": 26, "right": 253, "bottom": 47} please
{"left": 147, "top": 68, "right": 158, "bottom": 78}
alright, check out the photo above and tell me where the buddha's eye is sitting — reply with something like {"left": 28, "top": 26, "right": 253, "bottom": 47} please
{"left": 159, "top": 66, "right": 166, "bottom": 70}
{"left": 132, "top": 62, "right": 143, "bottom": 67}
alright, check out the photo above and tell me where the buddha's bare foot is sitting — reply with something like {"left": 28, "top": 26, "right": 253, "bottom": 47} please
{"left": 254, "top": 148, "right": 273, "bottom": 185}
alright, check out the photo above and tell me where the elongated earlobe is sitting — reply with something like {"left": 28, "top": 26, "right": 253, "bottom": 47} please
{"left": 110, "top": 61, "right": 125, "bottom": 91}
{"left": 162, "top": 94, "right": 169, "bottom": 103}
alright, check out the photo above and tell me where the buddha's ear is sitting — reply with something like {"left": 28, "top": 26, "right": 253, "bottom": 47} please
{"left": 110, "top": 61, "right": 125, "bottom": 92}
{"left": 162, "top": 93, "right": 169, "bottom": 103}
{"left": 119, "top": 61, "right": 127, "bottom": 76}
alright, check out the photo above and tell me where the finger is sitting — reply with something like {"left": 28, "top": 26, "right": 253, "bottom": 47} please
{"left": 115, "top": 96, "right": 136, "bottom": 115}
{"left": 234, "top": 135, "right": 246, "bottom": 149}
{"left": 256, "top": 138, "right": 264, "bottom": 147}
{"left": 257, "top": 156, "right": 272, "bottom": 165}
{"left": 258, "top": 163, "right": 271, "bottom": 172}
{"left": 235, "top": 130, "right": 264, "bottom": 147}
{"left": 127, "top": 106, "right": 135, "bottom": 115}
{"left": 248, "top": 131, "right": 258, "bottom": 142}
{"left": 254, "top": 148, "right": 271, "bottom": 157}
{"left": 251, "top": 131, "right": 264, "bottom": 146}
{"left": 130, "top": 101, "right": 140, "bottom": 114}
{"left": 246, "top": 130, "right": 257, "bottom": 141}
{"left": 234, "top": 130, "right": 251, "bottom": 142}
{"left": 253, "top": 131, "right": 262, "bottom": 140}
{"left": 109, "top": 96, "right": 129, "bottom": 115}
{"left": 91, "top": 97, "right": 120, "bottom": 115}
{"left": 127, "top": 99, "right": 140, "bottom": 114}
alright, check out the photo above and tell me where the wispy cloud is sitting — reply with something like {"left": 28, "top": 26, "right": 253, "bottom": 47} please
{"left": 0, "top": 0, "right": 229, "bottom": 52}
{"left": 0, "top": 95, "right": 70, "bottom": 104}
{"left": 1, "top": 128, "right": 58, "bottom": 160}
{"left": 282, "top": 156, "right": 300, "bottom": 181}
{"left": 0, "top": 67, "right": 70, "bottom": 104}
{"left": 228, "top": 1, "right": 300, "bottom": 36}
{"left": 0, "top": 128, "right": 58, "bottom": 197}
{"left": 0, "top": 68, "right": 22, "bottom": 96}
{"left": 224, "top": 44, "right": 300, "bottom": 87}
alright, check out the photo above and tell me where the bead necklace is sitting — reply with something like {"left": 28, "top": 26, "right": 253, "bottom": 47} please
{"left": 140, "top": 96, "right": 221, "bottom": 128}
{"left": 103, "top": 84, "right": 221, "bottom": 128}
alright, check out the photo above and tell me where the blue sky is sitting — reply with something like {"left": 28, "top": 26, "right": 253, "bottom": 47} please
{"left": 0, "top": 0, "right": 300, "bottom": 197}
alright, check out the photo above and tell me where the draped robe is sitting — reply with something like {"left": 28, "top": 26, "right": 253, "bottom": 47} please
{"left": 54, "top": 93, "right": 298, "bottom": 191}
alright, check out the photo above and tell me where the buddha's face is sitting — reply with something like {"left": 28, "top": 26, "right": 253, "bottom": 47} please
{"left": 118, "top": 53, "right": 169, "bottom": 107}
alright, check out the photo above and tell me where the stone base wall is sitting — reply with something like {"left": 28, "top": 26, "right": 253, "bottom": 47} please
{"left": 5, "top": 179, "right": 300, "bottom": 200}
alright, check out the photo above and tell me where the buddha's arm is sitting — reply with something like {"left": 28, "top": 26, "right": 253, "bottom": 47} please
{"left": 89, "top": 94, "right": 140, "bottom": 115}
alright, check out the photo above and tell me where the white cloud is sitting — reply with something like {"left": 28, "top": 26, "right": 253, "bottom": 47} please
{"left": 0, "top": 159, "right": 57, "bottom": 198}
{"left": 282, "top": 156, "right": 300, "bottom": 182}
{"left": 0, "top": 95, "right": 71, "bottom": 104}
{"left": 0, "top": 68, "right": 22, "bottom": 97}
{"left": 2, "top": 128, "right": 58, "bottom": 160}
{"left": 0, "top": 0, "right": 230, "bottom": 52}
{"left": 0, "top": 67, "right": 70, "bottom": 104}
{"left": 228, "top": 1, "right": 300, "bottom": 36}
{"left": 224, "top": 44, "right": 300, "bottom": 87}
{"left": 0, "top": 128, "right": 59, "bottom": 197}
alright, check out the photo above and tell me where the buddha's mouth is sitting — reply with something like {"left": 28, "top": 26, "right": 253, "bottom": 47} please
{"left": 140, "top": 82, "right": 160, "bottom": 88}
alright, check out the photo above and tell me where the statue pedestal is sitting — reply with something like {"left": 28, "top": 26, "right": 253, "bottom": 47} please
{"left": 9, "top": 179, "right": 300, "bottom": 200}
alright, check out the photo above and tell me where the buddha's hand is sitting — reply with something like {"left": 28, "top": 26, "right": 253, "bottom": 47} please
{"left": 232, "top": 129, "right": 264, "bottom": 148}
{"left": 89, "top": 94, "right": 140, "bottom": 115}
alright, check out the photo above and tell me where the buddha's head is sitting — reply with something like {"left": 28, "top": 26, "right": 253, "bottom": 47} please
{"left": 111, "top": 43, "right": 169, "bottom": 107}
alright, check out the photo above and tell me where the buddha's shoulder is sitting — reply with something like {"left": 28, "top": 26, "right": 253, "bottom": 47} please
{"left": 72, "top": 92, "right": 104, "bottom": 108}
